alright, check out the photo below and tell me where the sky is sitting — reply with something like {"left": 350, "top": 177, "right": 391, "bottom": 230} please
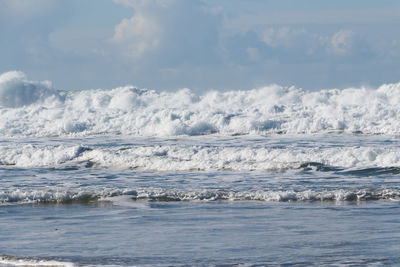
{"left": 1, "top": 0, "right": 400, "bottom": 93}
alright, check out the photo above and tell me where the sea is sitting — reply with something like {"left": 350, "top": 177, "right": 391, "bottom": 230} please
{"left": 1, "top": 71, "right": 400, "bottom": 266}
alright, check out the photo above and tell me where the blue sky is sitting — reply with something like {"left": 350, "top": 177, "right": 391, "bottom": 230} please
{"left": 1, "top": 0, "right": 400, "bottom": 93}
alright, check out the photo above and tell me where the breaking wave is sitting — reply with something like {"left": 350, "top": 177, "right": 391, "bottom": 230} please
{"left": 1, "top": 71, "right": 400, "bottom": 137}
{"left": 2, "top": 143, "right": 400, "bottom": 171}
{"left": 0, "top": 255, "right": 75, "bottom": 267}
{"left": 1, "top": 188, "right": 400, "bottom": 205}
{"left": 0, "top": 71, "right": 62, "bottom": 108}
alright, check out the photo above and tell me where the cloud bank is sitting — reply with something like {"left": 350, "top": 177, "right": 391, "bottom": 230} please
{"left": 1, "top": 0, "right": 400, "bottom": 92}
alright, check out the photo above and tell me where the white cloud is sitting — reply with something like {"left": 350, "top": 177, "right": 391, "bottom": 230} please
{"left": 111, "top": 0, "right": 178, "bottom": 58}
{"left": 111, "top": 0, "right": 221, "bottom": 63}
{"left": 328, "top": 30, "right": 355, "bottom": 55}
{"left": 258, "top": 27, "right": 314, "bottom": 50}
{"left": 2, "top": 0, "right": 397, "bottom": 93}
{"left": 112, "top": 14, "right": 161, "bottom": 58}
{"left": 260, "top": 27, "right": 293, "bottom": 48}
{"left": 246, "top": 26, "right": 359, "bottom": 58}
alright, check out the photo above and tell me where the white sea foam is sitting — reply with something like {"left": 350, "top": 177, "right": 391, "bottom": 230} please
{"left": 2, "top": 143, "right": 400, "bottom": 170}
{"left": 0, "top": 145, "right": 91, "bottom": 167}
{"left": 0, "top": 71, "right": 62, "bottom": 108}
{"left": 1, "top": 188, "right": 399, "bottom": 205}
{"left": 1, "top": 71, "right": 400, "bottom": 137}
{"left": 0, "top": 255, "right": 75, "bottom": 267}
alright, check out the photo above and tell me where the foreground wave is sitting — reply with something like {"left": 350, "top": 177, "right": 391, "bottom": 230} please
{"left": 2, "top": 71, "right": 400, "bottom": 137}
{"left": 1, "top": 188, "right": 400, "bottom": 205}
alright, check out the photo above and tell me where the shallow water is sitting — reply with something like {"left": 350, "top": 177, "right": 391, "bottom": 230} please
{"left": 1, "top": 201, "right": 400, "bottom": 266}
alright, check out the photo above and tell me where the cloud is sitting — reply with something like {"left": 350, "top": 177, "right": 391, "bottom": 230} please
{"left": 258, "top": 26, "right": 357, "bottom": 57}
{"left": 224, "top": 26, "right": 326, "bottom": 65}
{"left": 328, "top": 30, "right": 355, "bottom": 55}
{"left": 223, "top": 24, "right": 370, "bottom": 67}
{"left": 111, "top": 0, "right": 177, "bottom": 58}
{"left": 2, "top": 0, "right": 400, "bottom": 93}
{"left": 111, "top": 0, "right": 222, "bottom": 65}
{"left": 105, "top": 1, "right": 387, "bottom": 91}
{"left": 260, "top": 27, "right": 307, "bottom": 48}
{"left": 112, "top": 14, "right": 161, "bottom": 58}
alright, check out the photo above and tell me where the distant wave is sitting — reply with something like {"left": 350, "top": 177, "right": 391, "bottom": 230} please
{"left": 1, "top": 71, "right": 400, "bottom": 137}
{"left": 1, "top": 188, "right": 399, "bottom": 205}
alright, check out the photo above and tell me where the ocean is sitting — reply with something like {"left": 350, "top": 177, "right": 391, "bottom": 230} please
{"left": 1, "top": 71, "right": 400, "bottom": 266}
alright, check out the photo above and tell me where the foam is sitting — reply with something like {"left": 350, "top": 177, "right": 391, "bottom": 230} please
{"left": 1, "top": 71, "right": 400, "bottom": 137}
{"left": 0, "top": 255, "right": 75, "bottom": 267}
{"left": 1, "top": 188, "right": 399, "bottom": 205}
{"left": 0, "top": 71, "right": 62, "bottom": 108}
{"left": 2, "top": 143, "right": 400, "bottom": 171}
{"left": 0, "top": 145, "right": 91, "bottom": 167}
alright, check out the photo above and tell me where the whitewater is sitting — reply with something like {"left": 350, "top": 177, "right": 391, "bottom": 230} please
{"left": 1, "top": 71, "right": 400, "bottom": 266}
{"left": 2, "top": 71, "right": 400, "bottom": 138}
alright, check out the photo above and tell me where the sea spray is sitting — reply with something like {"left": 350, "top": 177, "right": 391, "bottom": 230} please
{"left": 1, "top": 71, "right": 400, "bottom": 137}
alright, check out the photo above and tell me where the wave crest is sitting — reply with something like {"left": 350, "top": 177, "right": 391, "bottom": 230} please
{"left": 0, "top": 71, "right": 62, "bottom": 108}
{"left": 1, "top": 188, "right": 399, "bottom": 205}
{"left": 2, "top": 71, "right": 400, "bottom": 137}
{"left": 2, "top": 143, "right": 400, "bottom": 171}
